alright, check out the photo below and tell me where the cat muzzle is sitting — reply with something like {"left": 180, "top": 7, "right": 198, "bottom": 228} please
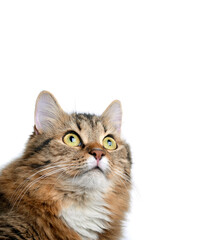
{"left": 89, "top": 148, "right": 106, "bottom": 165}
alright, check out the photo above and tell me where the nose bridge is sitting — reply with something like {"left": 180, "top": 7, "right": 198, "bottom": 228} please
{"left": 86, "top": 142, "right": 103, "bottom": 151}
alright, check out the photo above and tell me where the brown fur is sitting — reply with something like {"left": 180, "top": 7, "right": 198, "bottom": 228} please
{"left": 0, "top": 91, "right": 132, "bottom": 240}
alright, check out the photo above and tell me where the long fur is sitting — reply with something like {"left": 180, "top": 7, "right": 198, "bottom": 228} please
{"left": 0, "top": 91, "right": 132, "bottom": 240}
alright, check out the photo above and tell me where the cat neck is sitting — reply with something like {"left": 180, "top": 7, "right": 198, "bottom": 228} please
{"left": 60, "top": 186, "right": 111, "bottom": 240}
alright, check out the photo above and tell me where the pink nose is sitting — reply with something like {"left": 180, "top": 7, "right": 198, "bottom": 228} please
{"left": 90, "top": 148, "right": 105, "bottom": 161}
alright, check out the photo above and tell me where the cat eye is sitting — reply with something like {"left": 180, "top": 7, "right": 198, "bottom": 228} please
{"left": 63, "top": 132, "right": 82, "bottom": 147}
{"left": 103, "top": 136, "right": 117, "bottom": 150}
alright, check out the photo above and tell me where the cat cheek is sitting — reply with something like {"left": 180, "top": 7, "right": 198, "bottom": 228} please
{"left": 86, "top": 156, "right": 98, "bottom": 170}
{"left": 86, "top": 156, "right": 109, "bottom": 173}
{"left": 98, "top": 157, "right": 109, "bottom": 173}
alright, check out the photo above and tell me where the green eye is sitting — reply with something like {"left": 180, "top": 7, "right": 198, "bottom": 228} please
{"left": 103, "top": 136, "right": 117, "bottom": 150}
{"left": 63, "top": 133, "right": 81, "bottom": 147}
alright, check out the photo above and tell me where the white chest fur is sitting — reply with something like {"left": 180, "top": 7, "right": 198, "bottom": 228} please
{"left": 60, "top": 193, "right": 111, "bottom": 240}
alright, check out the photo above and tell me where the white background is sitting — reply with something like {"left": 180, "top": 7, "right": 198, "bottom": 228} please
{"left": 0, "top": 1, "right": 215, "bottom": 239}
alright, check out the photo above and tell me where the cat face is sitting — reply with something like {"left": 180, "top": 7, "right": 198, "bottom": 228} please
{"left": 24, "top": 91, "right": 131, "bottom": 193}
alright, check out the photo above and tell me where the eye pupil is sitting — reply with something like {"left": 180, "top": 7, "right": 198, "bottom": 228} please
{"left": 107, "top": 140, "right": 112, "bottom": 146}
{"left": 70, "top": 136, "right": 75, "bottom": 142}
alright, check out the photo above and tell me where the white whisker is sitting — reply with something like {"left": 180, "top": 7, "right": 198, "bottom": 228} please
{"left": 10, "top": 160, "right": 86, "bottom": 204}
{"left": 11, "top": 167, "right": 67, "bottom": 211}
{"left": 10, "top": 163, "right": 72, "bottom": 204}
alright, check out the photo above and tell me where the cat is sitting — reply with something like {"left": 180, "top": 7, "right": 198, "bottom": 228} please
{"left": 0, "top": 91, "right": 132, "bottom": 240}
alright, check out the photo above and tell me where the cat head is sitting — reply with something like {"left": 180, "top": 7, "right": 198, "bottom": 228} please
{"left": 24, "top": 91, "right": 131, "bottom": 192}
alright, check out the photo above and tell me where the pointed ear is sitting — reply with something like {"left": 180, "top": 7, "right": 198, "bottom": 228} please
{"left": 101, "top": 100, "right": 122, "bottom": 134}
{"left": 34, "top": 91, "right": 64, "bottom": 134}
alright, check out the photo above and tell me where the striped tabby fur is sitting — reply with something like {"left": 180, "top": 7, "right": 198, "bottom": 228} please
{"left": 0, "top": 91, "right": 132, "bottom": 240}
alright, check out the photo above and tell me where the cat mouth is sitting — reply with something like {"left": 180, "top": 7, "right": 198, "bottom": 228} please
{"left": 92, "top": 166, "right": 104, "bottom": 172}
{"left": 83, "top": 166, "right": 104, "bottom": 175}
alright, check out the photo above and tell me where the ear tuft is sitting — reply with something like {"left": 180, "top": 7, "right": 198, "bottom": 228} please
{"left": 102, "top": 100, "right": 122, "bottom": 133}
{"left": 34, "top": 91, "right": 63, "bottom": 134}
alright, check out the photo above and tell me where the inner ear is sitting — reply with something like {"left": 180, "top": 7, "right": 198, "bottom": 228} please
{"left": 34, "top": 91, "right": 64, "bottom": 134}
{"left": 101, "top": 100, "right": 122, "bottom": 134}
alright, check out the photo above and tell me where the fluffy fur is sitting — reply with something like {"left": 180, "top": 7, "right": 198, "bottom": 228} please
{"left": 0, "top": 91, "right": 132, "bottom": 240}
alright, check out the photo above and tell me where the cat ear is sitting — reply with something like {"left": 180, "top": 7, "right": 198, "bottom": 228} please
{"left": 34, "top": 91, "right": 63, "bottom": 134}
{"left": 102, "top": 100, "right": 122, "bottom": 134}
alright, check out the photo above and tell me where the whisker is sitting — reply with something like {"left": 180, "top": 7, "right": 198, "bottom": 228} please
{"left": 109, "top": 163, "right": 139, "bottom": 197}
{"left": 10, "top": 163, "right": 72, "bottom": 204}
{"left": 70, "top": 163, "right": 88, "bottom": 182}
{"left": 11, "top": 167, "right": 67, "bottom": 211}
{"left": 10, "top": 158, "right": 83, "bottom": 192}
{"left": 108, "top": 164, "right": 131, "bottom": 184}
{"left": 113, "top": 171, "right": 130, "bottom": 191}
{"left": 11, "top": 161, "right": 88, "bottom": 210}
{"left": 10, "top": 160, "right": 86, "bottom": 203}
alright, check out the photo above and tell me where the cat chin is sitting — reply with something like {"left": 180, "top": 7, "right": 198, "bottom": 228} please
{"left": 68, "top": 169, "right": 110, "bottom": 192}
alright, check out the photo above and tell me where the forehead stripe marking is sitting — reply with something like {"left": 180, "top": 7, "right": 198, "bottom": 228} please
{"left": 24, "top": 138, "right": 53, "bottom": 160}
{"left": 34, "top": 138, "right": 53, "bottom": 153}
